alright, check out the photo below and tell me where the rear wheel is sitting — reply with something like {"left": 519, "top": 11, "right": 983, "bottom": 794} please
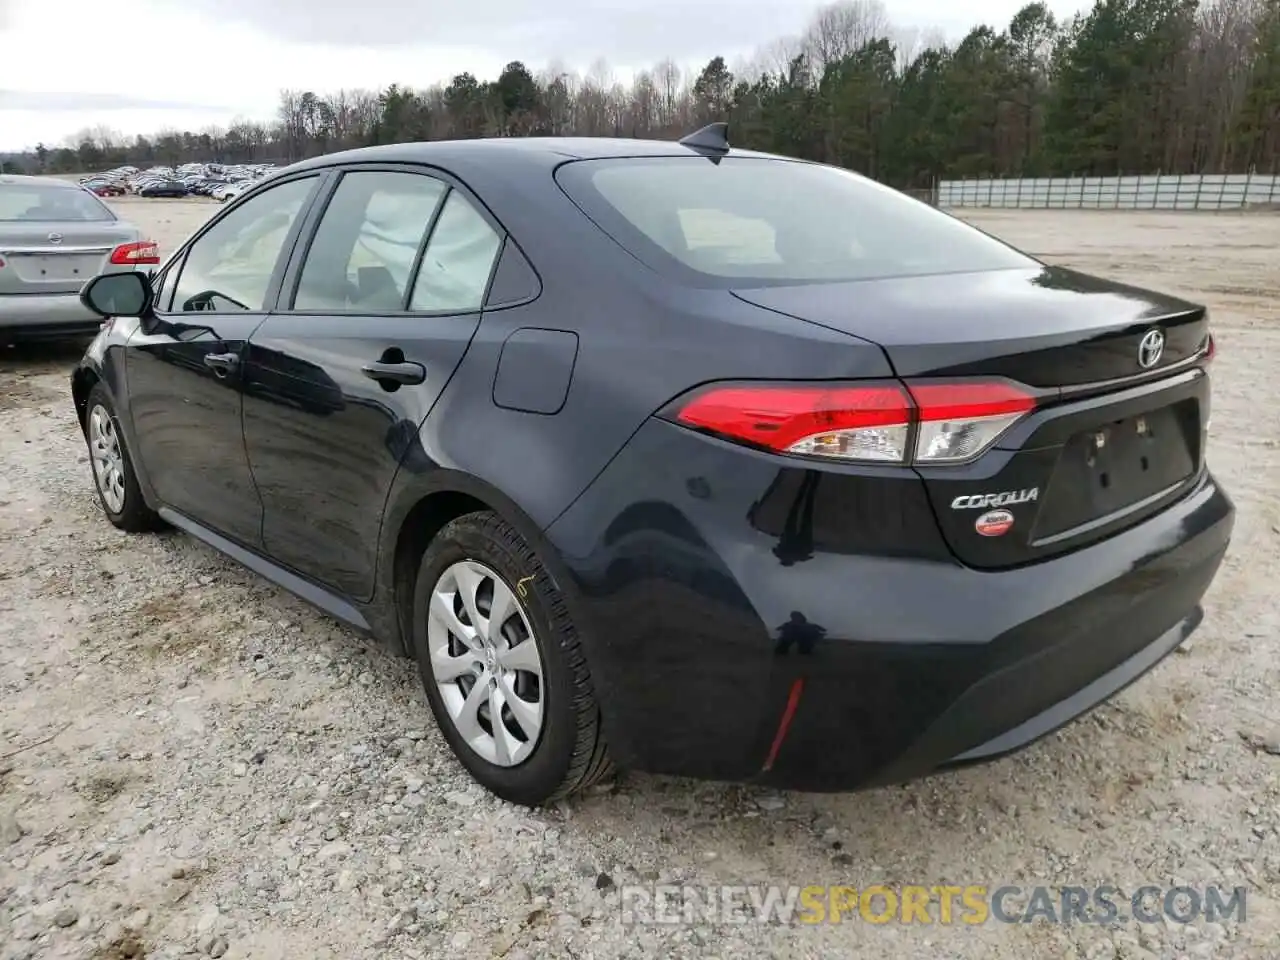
{"left": 84, "top": 383, "right": 162, "bottom": 533}
{"left": 412, "top": 511, "right": 612, "bottom": 806}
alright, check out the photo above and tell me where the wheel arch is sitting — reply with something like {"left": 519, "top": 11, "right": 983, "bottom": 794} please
{"left": 379, "top": 469, "right": 583, "bottom": 660}
{"left": 71, "top": 365, "right": 101, "bottom": 431}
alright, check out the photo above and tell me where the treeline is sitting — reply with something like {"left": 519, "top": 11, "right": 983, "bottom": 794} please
{"left": 6, "top": 0, "right": 1279, "bottom": 187}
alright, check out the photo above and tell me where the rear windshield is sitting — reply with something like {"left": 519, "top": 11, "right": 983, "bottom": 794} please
{"left": 0, "top": 183, "right": 115, "bottom": 222}
{"left": 555, "top": 157, "right": 1035, "bottom": 286}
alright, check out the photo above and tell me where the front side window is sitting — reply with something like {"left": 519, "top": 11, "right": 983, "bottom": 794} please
{"left": 408, "top": 191, "right": 502, "bottom": 313}
{"left": 170, "top": 177, "right": 317, "bottom": 313}
{"left": 293, "top": 171, "right": 447, "bottom": 312}
{"left": 0, "top": 182, "right": 115, "bottom": 222}
{"left": 555, "top": 157, "right": 1036, "bottom": 286}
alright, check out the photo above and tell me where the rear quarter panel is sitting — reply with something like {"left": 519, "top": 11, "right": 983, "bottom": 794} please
{"left": 375, "top": 151, "right": 896, "bottom": 656}
{"left": 380, "top": 169, "right": 898, "bottom": 544}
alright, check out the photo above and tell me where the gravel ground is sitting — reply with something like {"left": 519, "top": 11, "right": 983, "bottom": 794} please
{"left": 2, "top": 201, "right": 1279, "bottom": 960}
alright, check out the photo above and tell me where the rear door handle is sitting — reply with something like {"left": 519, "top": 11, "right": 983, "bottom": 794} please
{"left": 362, "top": 360, "right": 426, "bottom": 386}
{"left": 203, "top": 352, "right": 239, "bottom": 378}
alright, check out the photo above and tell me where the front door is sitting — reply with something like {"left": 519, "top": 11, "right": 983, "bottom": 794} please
{"left": 242, "top": 166, "right": 504, "bottom": 600}
{"left": 125, "top": 174, "right": 324, "bottom": 546}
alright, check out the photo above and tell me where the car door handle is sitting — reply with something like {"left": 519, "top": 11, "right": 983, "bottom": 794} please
{"left": 361, "top": 360, "right": 426, "bottom": 386}
{"left": 203, "top": 352, "right": 240, "bottom": 378}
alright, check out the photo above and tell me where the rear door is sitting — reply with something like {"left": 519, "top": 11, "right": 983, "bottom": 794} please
{"left": 242, "top": 164, "right": 503, "bottom": 600}
{"left": 124, "top": 173, "right": 325, "bottom": 547}
{"left": 0, "top": 182, "right": 138, "bottom": 295}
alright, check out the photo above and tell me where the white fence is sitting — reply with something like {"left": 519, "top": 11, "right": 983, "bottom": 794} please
{"left": 939, "top": 173, "right": 1280, "bottom": 210}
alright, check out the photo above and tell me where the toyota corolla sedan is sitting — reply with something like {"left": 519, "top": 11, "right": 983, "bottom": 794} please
{"left": 0, "top": 175, "right": 159, "bottom": 342}
{"left": 69, "top": 127, "right": 1233, "bottom": 806}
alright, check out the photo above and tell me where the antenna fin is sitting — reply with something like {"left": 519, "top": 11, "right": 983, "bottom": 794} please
{"left": 678, "top": 122, "right": 730, "bottom": 154}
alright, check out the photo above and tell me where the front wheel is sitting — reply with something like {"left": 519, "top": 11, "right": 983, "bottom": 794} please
{"left": 412, "top": 511, "right": 613, "bottom": 806}
{"left": 83, "top": 383, "right": 163, "bottom": 533}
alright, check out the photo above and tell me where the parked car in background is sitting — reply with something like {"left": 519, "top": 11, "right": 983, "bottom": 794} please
{"left": 69, "top": 129, "right": 1231, "bottom": 807}
{"left": 84, "top": 162, "right": 276, "bottom": 198}
{"left": 138, "top": 179, "right": 189, "bottom": 198}
{"left": 0, "top": 174, "right": 158, "bottom": 342}
{"left": 84, "top": 181, "right": 126, "bottom": 197}
{"left": 190, "top": 179, "right": 231, "bottom": 197}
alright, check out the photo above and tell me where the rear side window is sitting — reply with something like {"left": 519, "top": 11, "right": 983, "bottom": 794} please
{"left": 408, "top": 192, "right": 502, "bottom": 313}
{"left": 555, "top": 157, "right": 1034, "bottom": 286}
{"left": 293, "top": 171, "right": 447, "bottom": 312}
{"left": 0, "top": 182, "right": 114, "bottom": 222}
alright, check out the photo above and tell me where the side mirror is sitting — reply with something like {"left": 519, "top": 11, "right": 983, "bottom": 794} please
{"left": 81, "top": 271, "right": 152, "bottom": 319}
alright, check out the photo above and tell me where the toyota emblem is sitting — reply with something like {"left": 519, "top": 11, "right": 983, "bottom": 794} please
{"left": 47, "top": 232, "right": 63, "bottom": 245}
{"left": 1137, "top": 329, "right": 1165, "bottom": 369}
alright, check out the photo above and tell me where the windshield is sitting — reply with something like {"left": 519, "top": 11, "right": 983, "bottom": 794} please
{"left": 555, "top": 156, "right": 1035, "bottom": 286}
{"left": 0, "top": 182, "right": 115, "bottom": 222}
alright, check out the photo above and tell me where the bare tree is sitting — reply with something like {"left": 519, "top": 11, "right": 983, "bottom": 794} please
{"left": 759, "top": 34, "right": 806, "bottom": 79}
{"left": 803, "top": 0, "right": 892, "bottom": 71}
{"left": 652, "top": 58, "right": 683, "bottom": 132}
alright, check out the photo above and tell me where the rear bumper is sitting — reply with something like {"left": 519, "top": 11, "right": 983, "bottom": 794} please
{"left": 545, "top": 417, "right": 1234, "bottom": 791}
{"left": 0, "top": 292, "right": 103, "bottom": 339}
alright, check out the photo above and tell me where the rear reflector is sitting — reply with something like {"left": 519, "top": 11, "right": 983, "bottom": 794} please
{"left": 668, "top": 378, "right": 1038, "bottom": 466}
{"left": 109, "top": 241, "right": 160, "bottom": 266}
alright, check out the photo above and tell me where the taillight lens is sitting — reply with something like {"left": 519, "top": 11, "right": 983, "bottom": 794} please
{"left": 674, "top": 383, "right": 913, "bottom": 462}
{"left": 667, "top": 378, "right": 1037, "bottom": 466}
{"left": 909, "top": 381, "right": 1037, "bottom": 464}
{"left": 1204, "top": 332, "right": 1215, "bottom": 361}
{"left": 109, "top": 241, "right": 160, "bottom": 265}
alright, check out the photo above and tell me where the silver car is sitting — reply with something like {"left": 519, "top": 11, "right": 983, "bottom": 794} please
{"left": 0, "top": 175, "right": 158, "bottom": 343}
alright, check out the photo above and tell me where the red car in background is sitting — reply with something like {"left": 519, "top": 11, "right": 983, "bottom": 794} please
{"left": 83, "top": 180, "right": 126, "bottom": 197}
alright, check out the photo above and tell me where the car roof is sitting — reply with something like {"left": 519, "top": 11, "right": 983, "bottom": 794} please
{"left": 0, "top": 174, "right": 83, "bottom": 189}
{"left": 282, "top": 136, "right": 783, "bottom": 177}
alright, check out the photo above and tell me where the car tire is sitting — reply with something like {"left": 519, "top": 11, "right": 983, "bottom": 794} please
{"left": 412, "top": 511, "right": 613, "bottom": 806}
{"left": 83, "top": 383, "right": 163, "bottom": 533}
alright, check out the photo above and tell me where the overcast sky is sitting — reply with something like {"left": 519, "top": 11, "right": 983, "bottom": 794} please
{"left": 0, "top": 0, "right": 1086, "bottom": 152}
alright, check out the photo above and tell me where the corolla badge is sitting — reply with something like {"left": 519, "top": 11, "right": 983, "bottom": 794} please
{"left": 974, "top": 509, "right": 1015, "bottom": 537}
{"left": 950, "top": 488, "right": 1038, "bottom": 510}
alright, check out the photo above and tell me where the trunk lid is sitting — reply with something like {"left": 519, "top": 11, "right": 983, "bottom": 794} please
{"left": 0, "top": 220, "right": 139, "bottom": 295}
{"left": 733, "top": 266, "right": 1208, "bottom": 386}
{"left": 733, "top": 266, "right": 1212, "bottom": 568}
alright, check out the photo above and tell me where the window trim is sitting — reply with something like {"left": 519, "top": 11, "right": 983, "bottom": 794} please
{"left": 274, "top": 161, "right": 510, "bottom": 319}
{"left": 150, "top": 253, "right": 185, "bottom": 313}
{"left": 153, "top": 171, "right": 329, "bottom": 318}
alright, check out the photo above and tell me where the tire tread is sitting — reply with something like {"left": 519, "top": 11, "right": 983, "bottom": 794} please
{"left": 420, "top": 510, "right": 613, "bottom": 804}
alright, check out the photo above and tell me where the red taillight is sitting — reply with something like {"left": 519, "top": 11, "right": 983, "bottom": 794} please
{"left": 674, "top": 383, "right": 913, "bottom": 462}
{"left": 109, "top": 241, "right": 159, "bottom": 265}
{"left": 909, "top": 380, "right": 1037, "bottom": 464}
{"left": 668, "top": 378, "right": 1038, "bottom": 466}
{"left": 1204, "top": 332, "right": 1215, "bottom": 361}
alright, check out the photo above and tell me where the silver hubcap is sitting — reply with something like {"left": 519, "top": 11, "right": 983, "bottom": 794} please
{"left": 88, "top": 405, "right": 126, "bottom": 514}
{"left": 426, "top": 561, "right": 545, "bottom": 767}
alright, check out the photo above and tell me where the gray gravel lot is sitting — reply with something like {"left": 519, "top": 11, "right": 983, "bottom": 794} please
{"left": 1, "top": 201, "right": 1279, "bottom": 959}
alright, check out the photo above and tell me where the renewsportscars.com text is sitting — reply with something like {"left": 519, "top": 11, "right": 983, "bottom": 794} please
{"left": 618, "top": 883, "right": 1247, "bottom": 927}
